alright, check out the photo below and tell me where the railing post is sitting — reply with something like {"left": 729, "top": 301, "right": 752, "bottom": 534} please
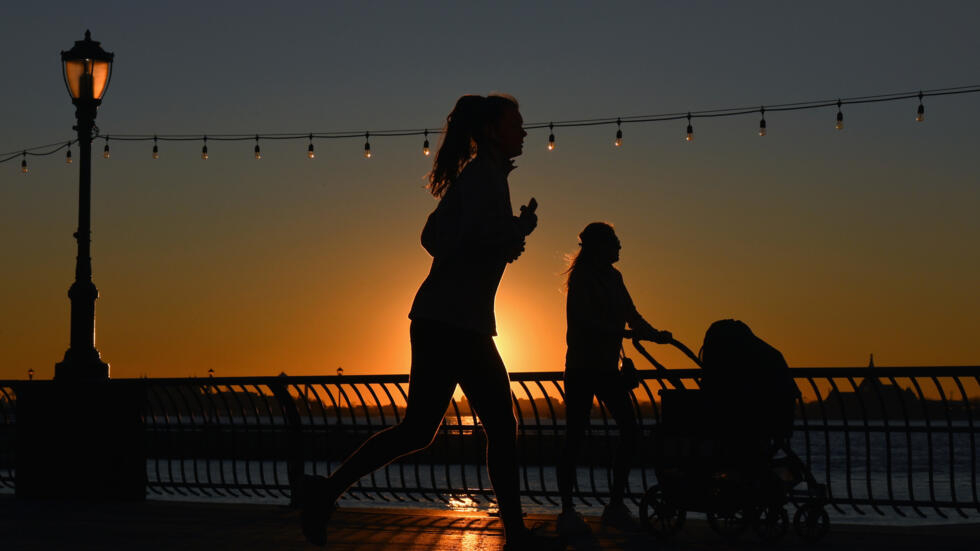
{"left": 271, "top": 382, "right": 303, "bottom": 507}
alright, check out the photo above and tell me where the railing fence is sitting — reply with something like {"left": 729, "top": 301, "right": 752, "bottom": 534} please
{"left": 1, "top": 366, "right": 978, "bottom": 519}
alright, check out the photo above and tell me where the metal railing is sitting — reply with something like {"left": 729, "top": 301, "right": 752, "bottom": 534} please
{"left": 1, "top": 365, "right": 978, "bottom": 519}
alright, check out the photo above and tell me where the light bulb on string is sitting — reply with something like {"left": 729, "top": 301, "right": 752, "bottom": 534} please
{"left": 758, "top": 107, "right": 767, "bottom": 137}
{"left": 422, "top": 129, "right": 430, "bottom": 156}
{"left": 103, "top": 136, "right": 110, "bottom": 159}
{"left": 685, "top": 113, "right": 694, "bottom": 142}
{"left": 916, "top": 91, "right": 925, "bottom": 122}
{"left": 615, "top": 118, "right": 623, "bottom": 147}
{"left": 836, "top": 100, "right": 844, "bottom": 130}
{"left": 307, "top": 134, "right": 315, "bottom": 159}
{"left": 364, "top": 132, "right": 372, "bottom": 158}
{"left": 20, "top": 152, "right": 27, "bottom": 174}
{"left": 254, "top": 136, "right": 262, "bottom": 160}
{"left": 66, "top": 143, "right": 73, "bottom": 164}
{"left": 201, "top": 136, "right": 209, "bottom": 160}
{"left": 152, "top": 136, "right": 159, "bottom": 159}
{"left": 548, "top": 123, "right": 555, "bottom": 151}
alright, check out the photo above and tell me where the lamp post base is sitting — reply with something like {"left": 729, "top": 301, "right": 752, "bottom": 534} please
{"left": 15, "top": 380, "right": 146, "bottom": 500}
{"left": 55, "top": 348, "right": 109, "bottom": 380}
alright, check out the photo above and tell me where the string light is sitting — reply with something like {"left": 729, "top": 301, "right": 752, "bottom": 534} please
{"left": 3, "top": 85, "right": 977, "bottom": 168}
{"left": 20, "top": 152, "right": 27, "bottom": 174}
{"left": 103, "top": 136, "right": 110, "bottom": 159}
{"left": 758, "top": 107, "right": 767, "bottom": 137}
{"left": 254, "top": 135, "right": 262, "bottom": 160}
{"left": 615, "top": 118, "right": 623, "bottom": 147}
{"left": 547, "top": 123, "right": 555, "bottom": 151}
{"left": 307, "top": 134, "right": 315, "bottom": 159}
{"left": 66, "top": 143, "right": 72, "bottom": 164}
{"left": 363, "top": 132, "right": 371, "bottom": 158}
{"left": 201, "top": 136, "right": 208, "bottom": 160}
{"left": 422, "top": 129, "right": 430, "bottom": 156}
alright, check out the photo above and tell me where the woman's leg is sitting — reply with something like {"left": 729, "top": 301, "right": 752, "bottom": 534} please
{"left": 596, "top": 384, "right": 638, "bottom": 505}
{"left": 557, "top": 370, "right": 594, "bottom": 512}
{"left": 324, "top": 321, "right": 458, "bottom": 500}
{"left": 456, "top": 334, "right": 524, "bottom": 539}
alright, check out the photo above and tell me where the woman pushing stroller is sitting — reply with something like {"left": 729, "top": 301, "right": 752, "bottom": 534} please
{"left": 557, "top": 222, "right": 673, "bottom": 536}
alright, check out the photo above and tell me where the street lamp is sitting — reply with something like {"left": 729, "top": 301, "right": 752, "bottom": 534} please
{"left": 54, "top": 30, "right": 113, "bottom": 380}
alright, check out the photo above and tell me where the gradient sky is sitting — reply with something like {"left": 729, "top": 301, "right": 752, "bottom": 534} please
{"left": 2, "top": 1, "right": 979, "bottom": 380}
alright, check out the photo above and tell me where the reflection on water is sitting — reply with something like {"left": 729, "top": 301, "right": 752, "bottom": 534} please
{"left": 447, "top": 494, "right": 481, "bottom": 512}
{"left": 443, "top": 415, "right": 478, "bottom": 436}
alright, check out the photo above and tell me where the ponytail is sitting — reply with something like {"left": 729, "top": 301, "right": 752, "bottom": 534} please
{"left": 427, "top": 93, "right": 518, "bottom": 198}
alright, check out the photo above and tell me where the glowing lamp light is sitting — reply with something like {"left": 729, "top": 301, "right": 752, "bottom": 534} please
{"left": 422, "top": 130, "right": 430, "bottom": 156}
{"left": 615, "top": 118, "right": 623, "bottom": 147}
{"left": 364, "top": 132, "right": 371, "bottom": 158}
{"left": 152, "top": 136, "right": 159, "bottom": 159}
{"left": 66, "top": 145, "right": 73, "bottom": 164}
{"left": 254, "top": 136, "right": 262, "bottom": 160}
{"left": 547, "top": 123, "right": 555, "bottom": 151}
{"left": 103, "top": 137, "right": 110, "bottom": 159}
{"left": 61, "top": 30, "right": 113, "bottom": 104}
{"left": 916, "top": 92, "right": 925, "bottom": 122}
{"left": 201, "top": 136, "right": 209, "bottom": 160}
{"left": 685, "top": 113, "right": 694, "bottom": 142}
{"left": 836, "top": 101, "right": 844, "bottom": 130}
{"left": 308, "top": 134, "right": 315, "bottom": 159}
{"left": 21, "top": 152, "right": 28, "bottom": 174}
{"left": 758, "top": 108, "right": 767, "bottom": 137}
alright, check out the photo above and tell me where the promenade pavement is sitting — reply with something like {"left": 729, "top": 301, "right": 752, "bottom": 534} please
{"left": 1, "top": 496, "right": 977, "bottom": 550}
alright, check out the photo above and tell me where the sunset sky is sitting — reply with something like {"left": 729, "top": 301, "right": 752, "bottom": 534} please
{"left": 1, "top": 2, "right": 979, "bottom": 381}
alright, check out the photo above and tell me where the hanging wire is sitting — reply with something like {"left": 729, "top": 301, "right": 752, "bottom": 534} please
{"left": 2, "top": 85, "right": 977, "bottom": 164}
{"left": 0, "top": 140, "right": 74, "bottom": 165}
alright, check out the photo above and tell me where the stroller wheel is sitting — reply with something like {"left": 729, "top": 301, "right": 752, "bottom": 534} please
{"left": 639, "top": 484, "right": 686, "bottom": 538}
{"left": 793, "top": 504, "right": 830, "bottom": 541}
{"left": 752, "top": 506, "right": 788, "bottom": 543}
{"left": 707, "top": 509, "right": 750, "bottom": 541}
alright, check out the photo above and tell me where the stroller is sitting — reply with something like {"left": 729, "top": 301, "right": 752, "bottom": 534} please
{"left": 635, "top": 319, "right": 829, "bottom": 543}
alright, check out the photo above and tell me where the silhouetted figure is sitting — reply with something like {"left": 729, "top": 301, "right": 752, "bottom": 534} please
{"left": 556, "top": 222, "right": 672, "bottom": 537}
{"left": 699, "top": 319, "right": 799, "bottom": 442}
{"left": 301, "top": 94, "right": 562, "bottom": 550}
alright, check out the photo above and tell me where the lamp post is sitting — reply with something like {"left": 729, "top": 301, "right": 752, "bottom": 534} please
{"left": 54, "top": 30, "right": 113, "bottom": 381}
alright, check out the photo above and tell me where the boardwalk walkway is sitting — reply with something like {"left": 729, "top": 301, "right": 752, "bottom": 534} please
{"left": 1, "top": 497, "right": 977, "bottom": 550}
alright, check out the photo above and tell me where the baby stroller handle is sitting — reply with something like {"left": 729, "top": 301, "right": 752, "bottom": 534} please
{"left": 667, "top": 338, "right": 702, "bottom": 368}
{"left": 630, "top": 338, "right": 702, "bottom": 389}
